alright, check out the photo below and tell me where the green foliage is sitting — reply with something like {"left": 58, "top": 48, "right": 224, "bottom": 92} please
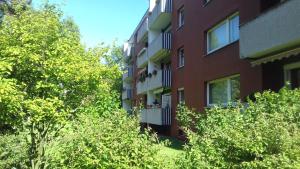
{"left": 46, "top": 112, "right": 165, "bottom": 169}
{"left": 0, "top": 133, "right": 28, "bottom": 169}
{"left": 0, "top": 3, "right": 122, "bottom": 168}
{"left": 176, "top": 88, "right": 300, "bottom": 169}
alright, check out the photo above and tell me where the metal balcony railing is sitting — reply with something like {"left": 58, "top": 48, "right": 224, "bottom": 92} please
{"left": 139, "top": 107, "right": 171, "bottom": 125}
{"left": 149, "top": 0, "right": 172, "bottom": 30}
{"left": 148, "top": 69, "right": 171, "bottom": 91}
{"left": 122, "top": 89, "right": 133, "bottom": 100}
{"left": 122, "top": 67, "right": 133, "bottom": 82}
{"left": 137, "top": 48, "right": 148, "bottom": 68}
{"left": 148, "top": 33, "right": 172, "bottom": 61}
{"left": 137, "top": 18, "right": 148, "bottom": 42}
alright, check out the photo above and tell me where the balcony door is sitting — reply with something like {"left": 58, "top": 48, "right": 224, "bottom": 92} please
{"left": 290, "top": 68, "right": 300, "bottom": 89}
{"left": 284, "top": 62, "right": 300, "bottom": 89}
{"left": 162, "top": 93, "right": 171, "bottom": 109}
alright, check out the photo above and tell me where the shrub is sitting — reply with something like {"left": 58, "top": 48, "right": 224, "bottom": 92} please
{"left": 0, "top": 133, "right": 28, "bottom": 169}
{"left": 46, "top": 111, "right": 165, "bottom": 169}
{"left": 176, "top": 88, "right": 300, "bottom": 169}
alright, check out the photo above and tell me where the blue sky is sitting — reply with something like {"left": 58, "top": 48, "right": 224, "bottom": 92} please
{"left": 34, "top": 0, "right": 148, "bottom": 48}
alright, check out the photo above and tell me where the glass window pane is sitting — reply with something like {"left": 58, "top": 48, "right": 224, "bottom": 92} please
{"left": 178, "top": 48, "right": 184, "bottom": 67}
{"left": 208, "top": 22, "right": 228, "bottom": 52}
{"left": 230, "top": 76, "right": 240, "bottom": 102}
{"left": 209, "top": 80, "right": 228, "bottom": 104}
{"left": 178, "top": 90, "right": 185, "bottom": 103}
{"left": 229, "top": 15, "right": 239, "bottom": 42}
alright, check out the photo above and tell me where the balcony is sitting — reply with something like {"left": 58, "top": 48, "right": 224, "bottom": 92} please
{"left": 137, "top": 48, "right": 148, "bottom": 68}
{"left": 122, "top": 67, "right": 133, "bottom": 82}
{"left": 240, "top": 0, "right": 300, "bottom": 60}
{"left": 148, "top": 69, "right": 171, "bottom": 91}
{"left": 124, "top": 43, "right": 134, "bottom": 62}
{"left": 122, "top": 89, "right": 133, "bottom": 100}
{"left": 140, "top": 107, "right": 171, "bottom": 125}
{"left": 137, "top": 79, "right": 148, "bottom": 95}
{"left": 137, "top": 18, "right": 148, "bottom": 42}
{"left": 149, "top": 0, "right": 172, "bottom": 30}
{"left": 148, "top": 33, "right": 172, "bottom": 61}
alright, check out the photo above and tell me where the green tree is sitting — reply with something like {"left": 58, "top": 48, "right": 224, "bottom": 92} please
{"left": 0, "top": 3, "right": 121, "bottom": 168}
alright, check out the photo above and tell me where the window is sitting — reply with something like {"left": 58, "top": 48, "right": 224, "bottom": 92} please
{"left": 178, "top": 47, "right": 184, "bottom": 67}
{"left": 203, "top": 0, "right": 211, "bottom": 5}
{"left": 207, "top": 14, "right": 239, "bottom": 53}
{"left": 284, "top": 62, "right": 300, "bottom": 89}
{"left": 178, "top": 7, "right": 184, "bottom": 28}
{"left": 207, "top": 76, "right": 240, "bottom": 106}
{"left": 178, "top": 88, "right": 185, "bottom": 104}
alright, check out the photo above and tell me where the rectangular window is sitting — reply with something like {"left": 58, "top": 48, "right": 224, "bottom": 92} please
{"left": 207, "top": 14, "right": 239, "bottom": 53}
{"left": 178, "top": 88, "right": 185, "bottom": 104}
{"left": 178, "top": 7, "right": 184, "bottom": 28}
{"left": 207, "top": 76, "right": 240, "bottom": 106}
{"left": 178, "top": 47, "right": 184, "bottom": 67}
{"left": 284, "top": 62, "right": 300, "bottom": 89}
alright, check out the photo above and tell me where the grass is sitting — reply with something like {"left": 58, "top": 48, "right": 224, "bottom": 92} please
{"left": 156, "top": 136, "right": 185, "bottom": 167}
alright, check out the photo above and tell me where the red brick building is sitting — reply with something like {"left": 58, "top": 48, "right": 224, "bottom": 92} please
{"left": 122, "top": 0, "right": 300, "bottom": 137}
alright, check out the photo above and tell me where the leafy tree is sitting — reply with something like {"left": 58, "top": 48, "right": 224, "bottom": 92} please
{"left": 0, "top": 3, "right": 121, "bottom": 168}
{"left": 176, "top": 88, "right": 300, "bottom": 169}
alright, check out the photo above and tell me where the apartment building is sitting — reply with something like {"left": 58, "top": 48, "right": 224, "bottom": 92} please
{"left": 122, "top": 0, "right": 300, "bottom": 137}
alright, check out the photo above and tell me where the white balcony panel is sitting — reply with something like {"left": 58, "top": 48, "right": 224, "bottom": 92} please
{"left": 122, "top": 89, "right": 132, "bottom": 100}
{"left": 148, "top": 33, "right": 172, "bottom": 61}
{"left": 122, "top": 101, "right": 132, "bottom": 112}
{"left": 147, "top": 108, "right": 163, "bottom": 125}
{"left": 148, "top": 70, "right": 163, "bottom": 91}
{"left": 149, "top": 0, "right": 172, "bottom": 30}
{"left": 137, "top": 48, "right": 148, "bottom": 68}
{"left": 240, "top": 0, "right": 300, "bottom": 59}
{"left": 140, "top": 109, "right": 147, "bottom": 123}
{"left": 137, "top": 19, "right": 148, "bottom": 42}
{"left": 140, "top": 107, "right": 171, "bottom": 125}
{"left": 137, "top": 79, "right": 148, "bottom": 95}
{"left": 122, "top": 67, "right": 133, "bottom": 82}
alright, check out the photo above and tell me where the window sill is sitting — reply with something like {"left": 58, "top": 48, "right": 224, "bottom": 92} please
{"left": 205, "top": 40, "right": 239, "bottom": 57}
{"left": 206, "top": 102, "right": 239, "bottom": 108}
{"left": 177, "top": 65, "right": 184, "bottom": 69}
{"left": 176, "top": 25, "right": 184, "bottom": 31}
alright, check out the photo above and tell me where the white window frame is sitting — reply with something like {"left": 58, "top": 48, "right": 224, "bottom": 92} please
{"left": 178, "top": 47, "right": 185, "bottom": 68}
{"left": 284, "top": 61, "right": 300, "bottom": 87}
{"left": 206, "top": 75, "right": 240, "bottom": 106}
{"left": 178, "top": 88, "right": 185, "bottom": 104}
{"left": 178, "top": 7, "right": 184, "bottom": 28}
{"left": 207, "top": 13, "right": 239, "bottom": 54}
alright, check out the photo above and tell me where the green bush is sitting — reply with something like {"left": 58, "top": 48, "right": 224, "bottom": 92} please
{"left": 0, "top": 133, "right": 28, "bottom": 169}
{"left": 46, "top": 111, "right": 165, "bottom": 169}
{"left": 176, "top": 88, "right": 300, "bottom": 169}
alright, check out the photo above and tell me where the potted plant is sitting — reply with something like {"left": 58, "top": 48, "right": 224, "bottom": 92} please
{"left": 152, "top": 70, "right": 157, "bottom": 75}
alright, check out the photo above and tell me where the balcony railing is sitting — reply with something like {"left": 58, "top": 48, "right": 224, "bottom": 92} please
{"left": 122, "top": 67, "right": 133, "bottom": 82}
{"left": 122, "top": 89, "right": 133, "bottom": 100}
{"left": 140, "top": 107, "right": 171, "bottom": 125}
{"left": 148, "top": 33, "right": 172, "bottom": 61}
{"left": 148, "top": 69, "right": 171, "bottom": 91}
{"left": 137, "top": 18, "right": 148, "bottom": 42}
{"left": 240, "top": 0, "right": 300, "bottom": 59}
{"left": 137, "top": 48, "right": 148, "bottom": 68}
{"left": 149, "top": 0, "right": 172, "bottom": 30}
{"left": 137, "top": 79, "right": 148, "bottom": 95}
{"left": 124, "top": 43, "right": 134, "bottom": 62}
